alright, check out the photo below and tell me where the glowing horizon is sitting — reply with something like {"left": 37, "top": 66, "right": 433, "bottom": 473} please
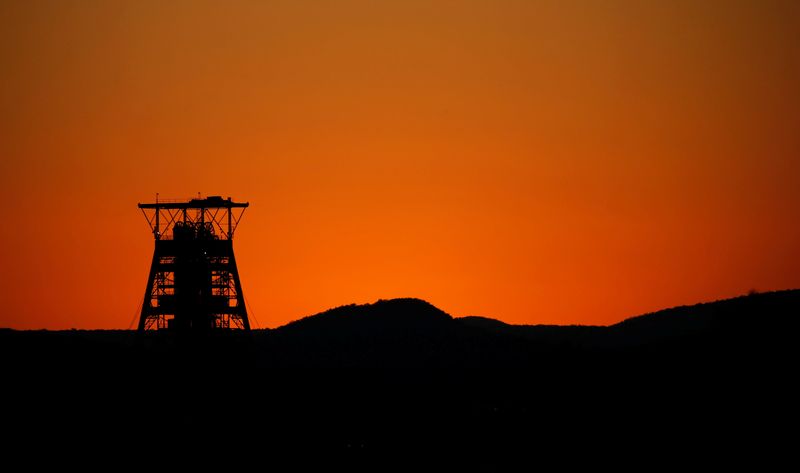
{"left": 1, "top": 0, "right": 798, "bottom": 329}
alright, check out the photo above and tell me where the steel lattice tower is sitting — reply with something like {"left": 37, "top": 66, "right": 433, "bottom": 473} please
{"left": 137, "top": 196, "right": 250, "bottom": 332}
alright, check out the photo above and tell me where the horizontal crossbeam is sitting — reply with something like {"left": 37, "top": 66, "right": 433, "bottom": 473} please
{"left": 139, "top": 196, "right": 248, "bottom": 209}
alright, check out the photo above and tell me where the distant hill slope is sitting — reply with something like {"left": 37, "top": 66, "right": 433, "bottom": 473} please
{"left": 276, "top": 297, "right": 453, "bottom": 336}
{"left": 271, "top": 289, "right": 800, "bottom": 349}
{"left": 460, "top": 288, "right": 797, "bottom": 348}
{"left": 609, "top": 289, "right": 800, "bottom": 343}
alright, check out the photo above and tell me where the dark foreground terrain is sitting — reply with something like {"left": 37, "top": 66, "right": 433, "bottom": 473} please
{"left": 2, "top": 290, "right": 798, "bottom": 468}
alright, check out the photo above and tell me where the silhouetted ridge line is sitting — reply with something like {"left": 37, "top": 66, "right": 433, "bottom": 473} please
{"left": 457, "top": 316, "right": 510, "bottom": 331}
{"left": 613, "top": 289, "right": 800, "bottom": 329}
{"left": 276, "top": 297, "right": 453, "bottom": 337}
{"left": 599, "top": 289, "right": 800, "bottom": 346}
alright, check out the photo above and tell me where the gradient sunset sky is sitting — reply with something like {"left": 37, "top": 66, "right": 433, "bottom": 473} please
{"left": 1, "top": 0, "right": 798, "bottom": 329}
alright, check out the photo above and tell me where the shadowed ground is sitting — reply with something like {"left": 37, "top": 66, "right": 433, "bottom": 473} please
{"left": 2, "top": 291, "right": 797, "bottom": 469}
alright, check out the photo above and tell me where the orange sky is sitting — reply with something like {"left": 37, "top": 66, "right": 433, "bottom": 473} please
{"left": 1, "top": 0, "right": 798, "bottom": 329}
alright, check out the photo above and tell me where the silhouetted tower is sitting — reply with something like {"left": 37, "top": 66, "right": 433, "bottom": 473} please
{"left": 137, "top": 196, "right": 250, "bottom": 332}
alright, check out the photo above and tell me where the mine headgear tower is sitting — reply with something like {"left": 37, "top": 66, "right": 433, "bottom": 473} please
{"left": 137, "top": 196, "right": 250, "bottom": 332}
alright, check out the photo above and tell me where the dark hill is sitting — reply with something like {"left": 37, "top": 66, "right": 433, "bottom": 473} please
{"left": 277, "top": 297, "right": 453, "bottom": 336}
{"left": 267, "top": 289, "right": 800, "bottom": 349}
{"left": 459, "top": 289, "right": 800, "bottom": 348}
{"left": 457, "top": 315, "right": 511, "bottom": 331}
{"left": 2, "top": 290, "right": 797, "bottom": 467}
{"left": 609, "top": 289, "right": 800, "bottom": 345}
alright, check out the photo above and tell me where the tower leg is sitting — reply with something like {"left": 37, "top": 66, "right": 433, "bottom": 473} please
{"left": 228, "top": 248, "right": 250, "bottom": 330}
{"left": 138, "top": 246, "right": 159, "bottom": 332}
